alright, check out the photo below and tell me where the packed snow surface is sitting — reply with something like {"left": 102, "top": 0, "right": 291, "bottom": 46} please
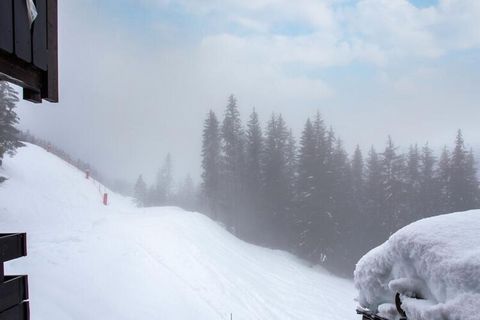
{"left": 0, "top": 144, "right": 355, "bottom": 320}
{"left": 354, "top": 210, "right": 480, "bottom": 320}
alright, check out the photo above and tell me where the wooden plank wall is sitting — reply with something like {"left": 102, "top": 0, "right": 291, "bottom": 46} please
{"left": 1, "top": 0, "right": 49, "bottom": 69}
{"left": 0, "top": 1, "right": 14, "bottom": 53}
{"left": 0, "top": 0, "right": 57, "bottom": 103}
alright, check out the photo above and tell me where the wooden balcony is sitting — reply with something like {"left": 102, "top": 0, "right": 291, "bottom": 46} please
{"left": 0, "top": 0, "right": 58, "bottom": 103}
{"left": 0, "top": 234, "right": 29, "bottom": 320}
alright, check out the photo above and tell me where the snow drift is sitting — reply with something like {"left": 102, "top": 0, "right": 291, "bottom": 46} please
{"left": 354, "top": 210, "right": 480, "bottom": 320}
{"left": 0, "top": 144, "right": 355, "bottom": 319}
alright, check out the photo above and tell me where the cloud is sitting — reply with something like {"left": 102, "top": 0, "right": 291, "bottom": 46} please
{"left": 16, "top": 0, "right": 480, "bottom": 185}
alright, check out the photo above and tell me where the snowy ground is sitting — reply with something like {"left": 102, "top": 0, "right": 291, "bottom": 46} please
{"left": 0, "top": 144, "right": 356, "bottom": 320}
{"left": 355, "top": 210, "right": 480, "bottom": 320}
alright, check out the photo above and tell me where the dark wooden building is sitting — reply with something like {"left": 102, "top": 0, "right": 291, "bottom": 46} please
{"left": 0, "top": 0, "right": 58, "bottom": 103}
{"left": 1, "top": 1, "right": 59, "bottom": 319}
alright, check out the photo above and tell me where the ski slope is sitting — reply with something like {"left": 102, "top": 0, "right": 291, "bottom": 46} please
{"left": 0, "top": 144, "right": 355, "bottom": 320}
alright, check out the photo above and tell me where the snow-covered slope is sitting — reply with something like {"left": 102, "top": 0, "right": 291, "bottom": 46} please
{"left": 0, "top": 144, "right": 355, "bottom": 320}
{"left": 354, "top": 210, "right": 480, "bottom": 320}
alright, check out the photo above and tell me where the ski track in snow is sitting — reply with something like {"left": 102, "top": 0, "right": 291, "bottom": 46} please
{"left": 0, "top": 144, "right": 356, "bottom": 320}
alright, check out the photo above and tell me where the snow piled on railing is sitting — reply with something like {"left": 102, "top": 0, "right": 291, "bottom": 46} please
{"left": 354, "top": 210, "right": 480, "bottom": 320}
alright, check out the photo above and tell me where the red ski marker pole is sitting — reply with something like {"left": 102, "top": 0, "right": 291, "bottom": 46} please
{"left": 103, "top": 193, "right": 108, "bottom": 206}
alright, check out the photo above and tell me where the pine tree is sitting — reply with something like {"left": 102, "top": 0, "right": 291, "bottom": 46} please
{"left": 201, "top": 110, "right": 221, "bottom": 219}
{"left": 329, "top": 139, "right": 354, "bottom": 274}
{"left": 405, "top": 144, "right": 421, "bottom": 223}
{"left": 436, "top": 146, "right": 451, "bottom": 213}
{"left": 449, "top": 130, "right": 479, "bottom": 211}
{"left": 295, "top": 118, "right": 318, "bottom": 258}
{"left": 351, "top": 145, "right": 368, "bottom": 254}
{"left": 220, "top": 95, "right": 245, "bottom": 231}
{"left": 351, "top": 145, "right": 365, "bottom": 216}
{"left": 418, "top": 143, "right": 438, "bottom": 217}
{"left": 364, "top": 147, "right": 384, "bottom": 247}
{"left": 261, "top": 114, "right": 292, "bottom": 247}
{"left": 244, "top": 108, "right": 264, "bottom": 240}
{"left": 284, "top": 128, "right": 297, "bottom": 249}
{"left": 380, "top": 137, "right": 407, "bottom": 234}
{"left": 154, "top": 154, "right": 173, "bottom": 206}
{"left": 176, "top": 174, "right": 197, "bottom": 211}
{"left": 464, "top": 150, "right": 479, "bottom": 208}
{"left": 133, "top": 175, "right": 147, "bottom": 207}
{"left": 0, "top": 82, "right": 24, "bottom": 167}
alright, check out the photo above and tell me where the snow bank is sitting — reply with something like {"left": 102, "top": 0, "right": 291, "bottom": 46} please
{"left": 354, "top": 210, "right": 480, "bottom": 320}
{"left": 0, "top": 144, "right": 356, "bottom": 320}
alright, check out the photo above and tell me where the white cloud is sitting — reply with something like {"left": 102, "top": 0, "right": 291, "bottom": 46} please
{"left": 16, "top": 0, "right": 480, "bottom": 184}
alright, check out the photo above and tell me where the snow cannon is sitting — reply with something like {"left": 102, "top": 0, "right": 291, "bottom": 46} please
{"left": 0, "top": 233, "right": 29, "bottom": 320}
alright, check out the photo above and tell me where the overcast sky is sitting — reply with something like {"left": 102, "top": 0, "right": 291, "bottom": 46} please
{"left": 17, "top": 0, "right": 480, "bottom": 186}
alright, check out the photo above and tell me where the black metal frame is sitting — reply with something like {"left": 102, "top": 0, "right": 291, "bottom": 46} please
{"left": 356, "top": 293, "right": 408, "bottom": 320}
{"left": 0, "top": 233, "right": 29, "bottom": 320}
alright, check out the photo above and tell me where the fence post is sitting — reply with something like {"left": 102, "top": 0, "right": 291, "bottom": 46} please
{"left": 103, "top": 193, "right": 108, "bottom": 206}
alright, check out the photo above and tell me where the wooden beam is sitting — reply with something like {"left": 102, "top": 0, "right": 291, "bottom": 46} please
{"left": 0, "top": 50, "right": 42, "bottom": 92}
{"left": 45, "top": 0, "right": 58, "bottom": 102}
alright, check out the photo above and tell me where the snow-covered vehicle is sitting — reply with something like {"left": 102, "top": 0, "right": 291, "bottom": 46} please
{"left": 354, "top": 210, "right": 480, "bottom": 320}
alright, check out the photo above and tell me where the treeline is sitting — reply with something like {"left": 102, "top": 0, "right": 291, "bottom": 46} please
{"left": 199, "top": 95, "right": 480, "bottom": 276}
{"left": 19, "top": 131, "right": 107, "bottom": 182}
{"left": 133, "top": 154, "right": 198, "bottom": 211}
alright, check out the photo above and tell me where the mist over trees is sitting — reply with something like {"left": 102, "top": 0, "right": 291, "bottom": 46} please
{"left": 133, "top": 153, "right": 198, "bottom": 210}
{"left": 198, "top": 95, "right": 480, "bottom": 276}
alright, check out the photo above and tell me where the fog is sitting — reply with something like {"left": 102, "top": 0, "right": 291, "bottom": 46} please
{"left": 16, "top": 0, "right": 480, "bottom": 185}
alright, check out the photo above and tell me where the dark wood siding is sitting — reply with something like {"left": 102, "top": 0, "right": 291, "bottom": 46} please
{"left": 0, "top": 1, "right": 14, "bottom": 53}
{"left": 33, "top": 0, "right": 48, "bottom": 70}
{"left": 13, "top": 0, "right": 32, "bottom": 63}
{"left": 0, "top": 0, "right": 58, "bottom": 103}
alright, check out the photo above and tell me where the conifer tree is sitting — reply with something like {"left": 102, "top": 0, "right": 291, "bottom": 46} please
{"left": 296, "top": 118, "right": 318, "bottom": 258}
{"left": 449, "top": 130, "right": 479, "bottom": 211}
{"left": 351, "top": 145, "right": 365, "bottom": 217}
{"left": 0, "top": 82, "right": 24, "bottom": 167}
{"left": 405, "top": 144, "right": 421, "bottom": 223}
{"left": 133, "top": 175, "right": 148, "bottom": 207}
{"left": 201, "top": 110, "right": 221, "bottom": 218}
{"left": 419, "top": 143, "right": 438, "bottom": 217}
{"left": 261, "top": 114, "right": 291, "bottom": 247}
{"left": 464, "top": 150, "right": 479, "bottom": 208}
{"left": 350, "top": 145, "right": 368, "bottom": 254}
{"left": 436, "top": 146, "right": 451, "bottom": 213}
{"left": 176, "top": 174, "right": 197, "bottom": 211}
{"left": 364, "top": 147, "right": 384, "bottom": 246}
{"left": 155, "top": 154, "right": 173, "bottom": 205}
{"left": 380, "top": 137, "right": 407, "bottom": 234}
{"left": 244, "top": 108, "right": 264, "bottom": 239}
{"left": 221, "top": 95, "right": 245, "bottom": 231}
{"left": 329, "top": 139, "right": 354, "bottom": 274}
